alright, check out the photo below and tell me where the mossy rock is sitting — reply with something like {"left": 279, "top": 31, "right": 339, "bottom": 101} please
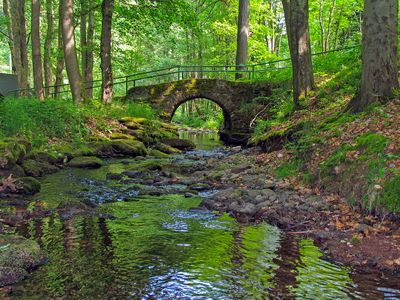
{"left": 21, "top": 159, "right": 59, "bottom": 177}
{"left": 119, "top": 117, "right": 147, "bottom": 125}
{"left": 154, "top": 128, "right": 179, "bottom": 139}
{"left": 148, "top": 149, "right": 170, "bottom": 158}
{"left": 161, "top": 138, "right": 196, "bottom": 151}
{"left": 110, "top": 132, "right": 136, "bottom": 140}
{"left": 160, "top": 122, "right": 179, "bottom": 132}
{"left": 0, "top": 139, "right": 28, "bottom": 170}
{"left": 52, "top": 143, "right": 97, "bottom": 160}
{"left": 25, "top": 151, "right": 60, "bottom": 164}
{"left": 154, "top": 143, "right": 182, "bottom": 154}
{"left": 0, "top": 165, "right": 25, "bottom": 178}
{"left": 91, "top": 139, "right": 147, "bottom": 158}
{"left": 16, "top": 177, "right": 41, "bottom": 195}
{"left": 0, "top": 234, "right": 47, "bottom": 287}
{"left": 68, "top": 156, "right": 103, "bottom": 169}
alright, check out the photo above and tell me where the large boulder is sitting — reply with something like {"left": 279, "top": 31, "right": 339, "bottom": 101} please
{"left": 91, "top": 139, "right": 147, "bottom": 157}
{"left": 0, "top": 234, "right": 47, "bottom": 287}
{"left": 68, "top": 156, "right": 103, "bottom": 169}
{"left": 161, "top": 138, "right": 196, "bottom": 151}
{"left": 25, "top": 151, "right": 61, "bottom": 165}
{"left": 21, "top": 159, "right": 59, "bottom": 177}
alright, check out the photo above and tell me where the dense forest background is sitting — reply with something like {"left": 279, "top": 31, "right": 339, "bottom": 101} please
{"left": 0, "top": 0, "right": 363, "bottom": 83}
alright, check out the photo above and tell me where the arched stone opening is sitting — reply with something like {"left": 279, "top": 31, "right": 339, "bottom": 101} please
{"left": 170, "top": 96, "right": 233, "bottom": 132}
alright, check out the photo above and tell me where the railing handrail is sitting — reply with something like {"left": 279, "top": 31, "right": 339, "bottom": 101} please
{"left": 6, "top": 45, "right": 360, "bottom": 98}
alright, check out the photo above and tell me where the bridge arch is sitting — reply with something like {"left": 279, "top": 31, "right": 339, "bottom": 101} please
{"left": 124, "top": 79, "right": 271, "bottom": 144}
{"left": 169, "top": 95, "right": 233, "bottom": 132}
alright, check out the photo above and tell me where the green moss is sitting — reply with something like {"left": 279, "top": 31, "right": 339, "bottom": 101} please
{"left": 154, "top": 143, "right": 181, "bottom": 154}
{"left": 110, "top": 133, "right": 136, "bottom": 140}
{"left": 0, "top": 234, "right": 46, "bottom": 287}
{"left": 68, "top": 156, "right": 104, "bottom": 169}
{"left": 274, "top": 161, "right": 300, "bottom": 179}
{"left": 52, "top": 143, "right": 97, "bottom": 159}
{"left": 0, "top": 139, "right": 28, "bottom": 169}
{"left": 355, "top": 133, "right": 388, "bottom": 155}
{"left": 321, "top": 144, "right": 353, "bottom": 171}
{"left": 148, "top": 149, "right": 170, "bottom": 158}
{"left": 16, "top": 177, "right": 41, "bottom": 195}
{"left": 377, "top": 176, "right": 400, "bottom": 213}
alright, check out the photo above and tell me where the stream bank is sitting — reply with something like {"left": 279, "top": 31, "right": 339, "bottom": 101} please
{"left": 0, "top": 127, "right": 399, "bottom": 298}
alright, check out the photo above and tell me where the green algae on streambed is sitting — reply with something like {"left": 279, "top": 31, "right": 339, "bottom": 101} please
{"left": 3, "top": 134, "right": 400, "bottom": 299}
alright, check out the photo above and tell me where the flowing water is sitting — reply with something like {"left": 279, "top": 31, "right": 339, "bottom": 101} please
{"left": 7, "top": 133, "right": 400, "bottom": 299}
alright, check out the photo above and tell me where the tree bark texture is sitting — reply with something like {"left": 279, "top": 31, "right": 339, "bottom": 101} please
{"left": 235, "top": 0, "right": 250, "bottom": 79}
{"left": 32, "top": 0, "right": 45, "bottom": 100}
{"left": 2, "top": 0, "right": 15, "bottom": 73}
{"left": 61, "top": 0, "right": 85, "bottom": 102}
{"left": 101, "top": 0, "right": 114, "bottom": 104}
{"left": 44, "top": 0, "right": 54, "bottom": 96}
{"left": 9, "top": 0, "right": 29, "bottom": 92}
{"left": 347, "top": 0, "right": 399, "bottom": 112}
{"left": 282, "top": 0, "right": 314, "bottom": 109}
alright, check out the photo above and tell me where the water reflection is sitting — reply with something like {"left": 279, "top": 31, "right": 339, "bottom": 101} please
{"left": 7, "top": 151, "right": 399, "bottom": 299}
{"left": 179, "top": 130, "right": 223, "bottom": 150}
{"left": 291, "top": 240, "right": 353, "bottom": 300}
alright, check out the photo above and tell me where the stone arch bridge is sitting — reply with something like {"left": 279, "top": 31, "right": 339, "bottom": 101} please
{"left": 124, "top": 79, "right": 271, "bottom": 144}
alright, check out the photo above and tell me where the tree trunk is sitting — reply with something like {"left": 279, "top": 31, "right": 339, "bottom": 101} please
{"left": 61, "top": 0, "right": 85, "bottom": 102}
{"left": 9, "top": 0, "right": 29, "bottom": 93}
{"left": 101, "top": 0, "right": 114, "bottom": 104}
{"left": 32, "top": 0, "right": 45, "bottom": 100}
{"left": 43, "top": 0, "right": 54, "bottom": 97}
{"left": 54, "top": 12, "right": 65, "bottom": 98}
{"left": 2, "top": 0, "right": 15, "bottom": 73}
{"left": 86, "top": 7, "right": 95, "bottom": 98}
{"left": 346, "top": 0, "right": 399, "bottom": 113}
{"left": 235, "top": 0, "right": 250, "bottom": 79}
{"left": 80, "top": 0, "right": 87, "bottom": 83}
{"left": 282, "top": 0, "right": 314, "bottom": 109}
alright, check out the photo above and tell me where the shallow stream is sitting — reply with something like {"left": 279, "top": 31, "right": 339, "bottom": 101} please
{"left": 8, "top": 132, "right": 400, "bottom": 299}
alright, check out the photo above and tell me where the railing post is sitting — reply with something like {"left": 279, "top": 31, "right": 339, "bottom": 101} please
{"left": 178, "top": 66, "right": 181, "bottom": 81}
{"left": 252, "top": 65, "right": 255, "bottom": 80}
{"left": 125, "top": 76, "right": 128, "bottom": 94}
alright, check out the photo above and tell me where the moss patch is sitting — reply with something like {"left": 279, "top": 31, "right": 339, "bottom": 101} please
{"left": 68, "top": 156, "right": 104, "bottom": 169}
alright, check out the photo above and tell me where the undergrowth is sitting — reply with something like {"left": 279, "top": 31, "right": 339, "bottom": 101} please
{"left": 253, "top": 47, "right": 400, "bottom": 214}
{"left": 0, "top": 97, "right": 155, "bottom": 147}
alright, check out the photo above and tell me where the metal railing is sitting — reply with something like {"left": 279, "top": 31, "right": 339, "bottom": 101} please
{"left": 6, "top": 45, "right": 360, "bottom": 100}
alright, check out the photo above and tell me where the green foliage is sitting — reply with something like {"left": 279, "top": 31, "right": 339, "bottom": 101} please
{"left": 274, "top": 161, "right": 300, "bottom": 179}
{"left": 356, "top": 133, "right": 388, "bottom": 156}
{"left": 0, "top": 97, "right": 156, "bottom": 148}
{"left": 378, "top": 176, "right": 400, "bottom": 213}
{"left": 0, "top": 98, "right": 87, "bottom": 147}
{"left": 172, "top": 99, "right": 224, "bottom": 130}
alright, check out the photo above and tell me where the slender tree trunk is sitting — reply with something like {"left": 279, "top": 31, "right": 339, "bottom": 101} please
{"left": 32, "top": 0, "right": 45, "bottom": 100}
{"left": 101, "top": 0, "right": 114, "bottom": 104}
{"left": 318, "top": 0, "right": 325, "bottom": 52}
{"left": 325, "top": 0, "right": 336, "bottom": 51}
{"left": 2, "top": 0, "right": 15, "bottom": 73}
{"left": 80, "top": 0, "right": 87, "bottom": 83}
{"left": 86, "top": 8, "right": 94, "bottom": 98}
{"left": 54, "top": 13, "right": 65, "bottom": 98}
{"left": 10, "top": 0, "right": 29, "bottom": 93}
{"left": 346, "top": 0, "right": 399, "bottom": 112}
{"left": 282, "top": 0, "right": 314, "bottom": 109}
{"left": 61, "top": 0, "right": 85, "bottom": 102}
{"left": 43, "top": 0, "right": 54, "bottom": 97}
{"left": 235, "top": 0, "right": 250, "bottom": 79}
